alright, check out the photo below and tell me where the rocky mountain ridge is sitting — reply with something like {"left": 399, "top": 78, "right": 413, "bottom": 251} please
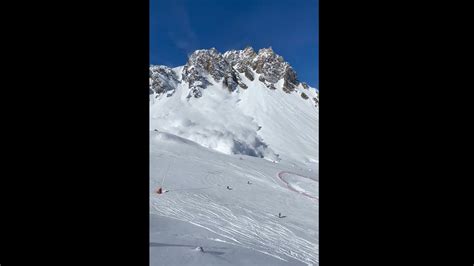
{"left": 150, "top": 47, "right": 318, "bottom": 106}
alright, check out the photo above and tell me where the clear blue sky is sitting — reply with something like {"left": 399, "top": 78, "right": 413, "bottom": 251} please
{"left": 150, "top": 0, "right": 319, "bottom": 88}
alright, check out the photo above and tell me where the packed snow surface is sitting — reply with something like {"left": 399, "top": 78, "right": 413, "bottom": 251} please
{"left": 150, "top": 131, "right": 318, "bottom": 265}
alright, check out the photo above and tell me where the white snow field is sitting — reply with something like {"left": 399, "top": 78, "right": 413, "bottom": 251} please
{"left": 150, "top": 214, "right": 303, "bottom": 266}
{"left": 150, "top": 131, "right": 318, "bottom": 265}
{"left": 150, "top": 48, "right": 318, "bottom": 265}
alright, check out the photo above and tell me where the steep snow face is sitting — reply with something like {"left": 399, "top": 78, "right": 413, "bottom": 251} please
{"left": 150, "top": 78, "right": 280, "bottom": 160}
{"left": 150, "top": 47, "right": 318, "bottom": 169}
{"left": 237, "top": 79, "right": 319, "bottom": 169}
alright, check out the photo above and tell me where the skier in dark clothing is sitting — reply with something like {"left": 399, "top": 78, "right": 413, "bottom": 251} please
{"left": 226, "top": 186, "right": 232, "bottom": 190}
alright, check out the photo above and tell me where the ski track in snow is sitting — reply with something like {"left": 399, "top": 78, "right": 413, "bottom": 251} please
{"left": 276, "top": 171, "right": 319, "bottom": 200}
{"left": 151, "top": 192, "right": 318, "bottom": 265}
{"left": 150, "top": 137, "right": 318, "bottom": 265}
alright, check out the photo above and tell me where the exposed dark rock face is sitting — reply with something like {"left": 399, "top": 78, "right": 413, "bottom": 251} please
{"left": 244, "top": 68, "right": 254, "bottom": 81}
{"left": 267, "top": 83, "right": 276, "bottom": 90}
{"left": 182, "top": 49, "right": 217, "bottom": 98}
{"left": 282, "top": 66, "right": 298, "bottom": 93}
{"left": 313, "top": 92, "right": 319, "bottom": 107}
{"left": 222, "top": 72, "right": 240, "bottom": 92}
{"left": 249, "top": 47, "right": 299, "bottom": 93}
{"left": 150, "top": 47, "right": 314, "bottom": 98}
{"left": 182, "top": 48, "right": 246, "bottom": 96}
{"left": 223, "top": 47, "right": 256, "bottom": 65}
{"left": 224, "top": 47, "right": 257, "bottom": 84}
{"left": 250, "top": 48, "right": 285, "bottom": 83}
{"left": 149, "top": 65, "right": 180, "bottom": 97}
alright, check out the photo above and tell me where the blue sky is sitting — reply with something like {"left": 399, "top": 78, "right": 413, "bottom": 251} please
{"left": 150, "top": 0, "right": 318, "bottom": 88}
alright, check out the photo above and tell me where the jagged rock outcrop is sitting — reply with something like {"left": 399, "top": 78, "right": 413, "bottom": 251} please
{"left": 250, "top": 47, "right": 299, "bottom": 93}
{"left": 181, "top": 63, "right": 212, "bottom": 98}
{"left": 244, "top": 68, "right": 254, "bottom": 81}
{"left": 149, "top": 65, "right": 180, "bottom": 97}
{"left": 150, "top": 47, "right": 315, "bottom": 98}
{"left": 312, "top": 91, "right": 319, "bottom": 107}
{"left": 223, "top": 47, "right": 257, "bottom": 82}
{"left": 282, "top": 66, "right": 298, "bottom": 93}
{"left": 182, "top": 48, "right": 247, "bottom": 97}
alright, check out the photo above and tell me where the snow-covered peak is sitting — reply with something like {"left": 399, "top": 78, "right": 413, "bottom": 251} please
{"left": 149, "top": 47, "right": 319, "bottom": 106}
{"left": 256, "top": 47, "right": 276, "bottom": 57}
{"left": 188, "top": 47, "right": 220, "bottom": 61}
{"left": 223, "top": 46, "right": 257, "bottom": 65}
{"left": 181, "top": 48, "right": 245, "bottom": 97}
{"left": 150, "top": 48, "right": 318, "bottom": 166}
{"left": 248, "top": 47, "right": 299, "bottom": 92}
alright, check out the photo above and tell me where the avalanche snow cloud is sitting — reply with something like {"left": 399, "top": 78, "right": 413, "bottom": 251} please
{"left": 150, "top": 47, "right": 319, "bottom": 166}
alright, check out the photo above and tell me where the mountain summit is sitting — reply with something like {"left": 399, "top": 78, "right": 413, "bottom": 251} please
{"left": 150, "top": 47, "right": 318, "bottom": 167}
{"left": 150, "top": 47, "right": 318, "bottom": 105}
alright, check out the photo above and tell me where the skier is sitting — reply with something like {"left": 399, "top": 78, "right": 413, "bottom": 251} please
{"left": 247, "top": 181, "right": 252, "bottom": 185}
{"left": 278, "top": 212, "right": 282, "bottom": 218}
{"left": 156, "top": 187, "right": 169, "bottom": 194}
{"left": 226, "top": 186, "right": 232, "bottom": 190}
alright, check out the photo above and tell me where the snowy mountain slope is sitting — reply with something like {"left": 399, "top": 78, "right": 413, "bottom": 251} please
{"left": 150, "top": 131, "right": 318, "bottom": 265}
{"left": 150, "top": 47, "right": 318, "bottom": 265}
{"left": 150, "top": 47, "right": 319, "bottom": 168}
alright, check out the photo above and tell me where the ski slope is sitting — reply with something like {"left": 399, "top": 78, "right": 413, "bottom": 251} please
{"left": 150, "top": 48, "right": 318, "bottom": 265}
{"left": 150, "top": 131, "right": 318, "bottom": 265}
